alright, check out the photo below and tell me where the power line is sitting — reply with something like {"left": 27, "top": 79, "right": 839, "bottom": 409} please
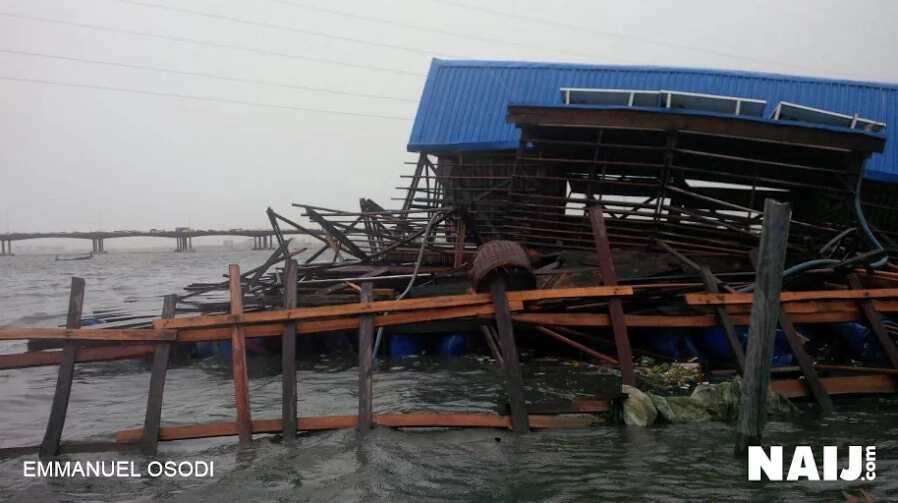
{"left": 0, "top": 11, "right": 425, "bottom": 77}
{"left": 0, "top": 75, "right": 413, "bottom": 120}
{"left": 112, "top": 0, "right": 449, "bottom": 58}
{"left": 266, "top": 0, "right": 638, "bottom": 64}
{"left": 0, "top": 48, "right": 416, "bottom": 103}
{"left": 430, "top": 0, "right": 863, "bottom": 79}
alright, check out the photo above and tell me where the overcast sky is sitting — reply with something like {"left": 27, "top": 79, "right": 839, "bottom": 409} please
{"left": 2, "top": 0, "right": 897, "bottom": 234}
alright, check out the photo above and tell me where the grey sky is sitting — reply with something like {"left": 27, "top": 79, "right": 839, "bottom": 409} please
{"left": 2, "top": 0, "right": 897, "bottom": 235}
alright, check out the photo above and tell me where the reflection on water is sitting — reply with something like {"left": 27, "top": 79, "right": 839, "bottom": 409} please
{"left": 1, "top": 251, "right": 897, "bottom": 502}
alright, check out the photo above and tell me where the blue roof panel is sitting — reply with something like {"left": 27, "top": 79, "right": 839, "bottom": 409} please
{"left": 408, "top": 59, "right": 898, "bottom": 183}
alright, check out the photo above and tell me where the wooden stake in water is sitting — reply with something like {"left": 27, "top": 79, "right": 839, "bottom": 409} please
{"left": 229, "top": 264, "right": 253, "bottom": 447}
{"left": 735, "top": 199, "right": 791, "bottom": 455}
{"left": 141, "top": 294, "right": 177, "bottom": 454}
{"left": 357, "top": 282, "right": 374, "bottom": 434}
{"left": 39, "top": 277, "right": 85, "bottom": 458}
{"left": 282, "top": 260, "right": 298, "bottom": 441}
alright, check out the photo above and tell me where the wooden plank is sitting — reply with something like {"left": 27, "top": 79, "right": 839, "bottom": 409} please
{"left": 700, "top": 267, "right": 745, "bottom": 373}
{"left": 154, "top": 287, "right": 631, "bottom": 331}
{"left": 588, "top": 206, "right": 635, "bottom": 386}
{"left": 140, "top": 295, "right": 177, "bottom": 455}
{"left": 115, "top": 413, "right": 598, "bottom": 443}
{"left": 0, "top": 344, "right": 155, "bottom": 370}
{"left": 0, "top": 327, "right": 175, "bottom": 341}
{"left": 489, "top": 275, "right": 529, "bottom": 433}
{"left": 778, "top": 310, "right": 833, "bottom": 414}
{"left": 357, "top": 283, "right": 374, "bottom": 434}
{"left": 685, "top": 288, "right": 898, "bottom": 306}
{"left": 282, "top": 260, "right": 298, "bottom": 442}
{"left": 534, "top": 326, "right": 618, "bottom": 365}
{"left": 771, "top": 374, "right": 896, "bottom": 399}
{"left": 229, "top": 264, "right": 253, "bottom": 447}
{"left": 848, "top": 274, "right": 898, "bottom": 369}
{"left": 735, "top": 199, "right": 791, "bottom": 454}
{"left": 178, "top": 301, "right": 525, "bottom": 342}
{"left": 39, "top": 277, "right": 84, "bottom": 458}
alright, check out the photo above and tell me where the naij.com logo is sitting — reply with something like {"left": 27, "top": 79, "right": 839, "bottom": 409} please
{"left": 748, "top": 446, "right": 876, "bottom": 481}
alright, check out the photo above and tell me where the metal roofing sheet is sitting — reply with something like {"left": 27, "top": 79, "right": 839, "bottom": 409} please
{"left": 408, "top": 59, "right": 898, "bottom": 183}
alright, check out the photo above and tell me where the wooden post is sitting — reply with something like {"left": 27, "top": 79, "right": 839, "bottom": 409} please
{"left": 453, "top": 219, "right": 466, "bottom": 268}
{"left": 39, "top": 277, "right": 85, "bottom": 458}
{"left": 735, "top": 199, "right": 791, "bottom": 454}
{"left": 282, "top": 260, "right": 298, "bottom": 441}
{"left": 229, "top": 264, "right": 253, "bottom": 447}
{"left": 700, "top": 266, "right": 745, "bottom": 373}
{"left": 778, "top": 310, "right": 833, "bottom": 414}
{"left": 489, "top": 273, "right": 529, "bottom": 433}
{"left": 588, "top": 205, "right": 635, "bottom": 386}
{"left": 357, "top": 282, "right": 374, "bottom": 434}
{"left": 140, "top": 294, "right": 177, "bottom": 454}
{"left": 847, "top": 274, "right": 898, "bottom": 369}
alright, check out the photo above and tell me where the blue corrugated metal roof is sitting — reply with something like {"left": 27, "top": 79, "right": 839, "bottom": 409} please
{"left": 408, "top": 59, "right": 898, "bottom": 183}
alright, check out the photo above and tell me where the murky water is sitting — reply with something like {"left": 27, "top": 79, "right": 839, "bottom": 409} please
{"left": 1, "top": 251, "right": 896, "bottom": 502}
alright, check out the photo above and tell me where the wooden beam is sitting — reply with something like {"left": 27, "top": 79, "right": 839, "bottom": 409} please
{"left": 0, "top": 344, "right": 155, "bottom": 370}
{"left": 155, "top": 286, "right": 632, "bottom": 331}
{"left": 534, "top": 326, "right": 619, "bottom": 365}
{"left": 778, "top": 310, "right": 833, "bottom": 414}
{"left": 700, "top": 267, "right": 745, "bottom": 373}
{"left": 490, "top": 274, "right": 529, "bottom": 433}
{"left": 0, "top": 328, "right": 175, "bottom": 341}
{"left": 847, "top": 274, "right": 898, "bottom": 369}
{"left": 685, "top": 288, "right": 898, "bottom": 306}
{"left": 229, "top": 264, "right": 253, "bottom": 447}
{"left": 115, "top": 413, "right": 599, "bottom": 443}
{"left": 140, "top": 295, "right": 177, "bottom": 455}
{"left": 282, "top": 260, "right": 298, "bottom": 442}
{"left": 735, "top": 199, "right": 791, "bottom": 454}
{"left": 357, "top": 283, "right": 375, "bottom": 434}
{"left": 771, "top": 374, "right": 896, "bottom": 399}
{"left": 39, "top": 277, "right": 84, "bottom": 458}
{"left": 588, "top": 205, "right": 635, "bottom": 385}
{"left": 177, "top": 301, "right": 525, "bottom": 342}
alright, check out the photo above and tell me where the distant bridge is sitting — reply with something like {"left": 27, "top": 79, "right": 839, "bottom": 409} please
{"left": 0, "top": 228, "right": 320, "bottom": 255}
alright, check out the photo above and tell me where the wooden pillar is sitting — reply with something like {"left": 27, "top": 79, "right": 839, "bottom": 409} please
{"left": 282, "top": 260, "right": 298, "bottom": 441}
{"left": 140, "top": 294, "right": 177, "bottom": 454}
{"left": 229, "top": 264, "right": 253, "bottom": 447}
{"left": 357, "top": 282, "right": 374, "bottom": 434}
{"left": 39, "top": 277, "right": 85, "bottom": 458}
{"left": 489, "top": 273, "right": 529, "bottom": 433}
{"left": 847, "top": 274, "right": 898, "bottom": 369}
{"left": 735, "top": 199, "right": 791, "bottom": 454}
{"left": 588, "top": 205, "right": 635, "bottom": 386}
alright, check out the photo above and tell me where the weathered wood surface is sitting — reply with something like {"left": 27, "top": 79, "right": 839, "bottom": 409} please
{"left": 229, "top": 265, "right": 253, "bottom": 447}
{"left": 282, "top": 260, "right": 298, "bottom": 441}
{"left": 356, "top": 283, "right": 375, "bottom": 434}
{"left": 39, "top": 277, "right": 84, "bottom": 458}
{"left": 588, "top": 206, "right": 635, "bottom": 386}
{"left": 686, "top": 288, "right": 898, "bottom": 305}
{"left": 141, "top": 295, "right": 177, "bottom": 454}
{"left": 490, "top": 275, "right": 529, "bottom": 433}
{"left": 735, "top": 200, "right": 791, "bottom": 454}
{"left": 154, "top": 286, "right": 633, "bottom": 331}
{"left": 115, "top": 412, "right": 600, "bottom": 443}
{"left": 0, "top": 344, "right": 156, "bottom": 370}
